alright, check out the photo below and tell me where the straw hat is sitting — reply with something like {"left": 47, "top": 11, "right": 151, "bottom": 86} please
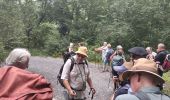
{"left": 122, "top": 58, "right": 165, "bottom": 84}
{"left": 75, "top": 47, "right": 88, "bottom": 57}
{"left": 119, "top": 61, "right": 133, "bottom": 81}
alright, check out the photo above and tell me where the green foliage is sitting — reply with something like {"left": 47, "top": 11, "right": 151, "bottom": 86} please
{"left": 0, "top": 1, "right": 26, "bottom": 50}
{"left": 163, "top": 72, "right": 170, "bottom": 95}
{"left": 1, "top": 0, "right": 170, "bottom": 58}
{"left": 0, "top": 41, "right": 7, "bottom": 63}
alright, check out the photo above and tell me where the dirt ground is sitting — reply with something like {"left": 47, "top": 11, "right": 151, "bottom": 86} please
{"left": 28, "top": 56, "right": 114, "bottom": 100}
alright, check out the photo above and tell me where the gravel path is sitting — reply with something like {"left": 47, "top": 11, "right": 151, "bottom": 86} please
{"left": 28, "top": 56, "right": 114, "bottom": 100}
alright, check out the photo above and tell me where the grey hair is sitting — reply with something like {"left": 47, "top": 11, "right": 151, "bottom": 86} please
{"left": 5, "top": 48, "right": 31, "bottom": 68}
{"left": 158, "top": 43, "right": 165, "bottom": 49}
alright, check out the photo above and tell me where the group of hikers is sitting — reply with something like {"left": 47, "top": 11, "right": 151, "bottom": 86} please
{"left": 95, "top": 42, "right": 170, "bottom": 100}
{"left": 0, "top": 42, "right": 170, "bottom": 100}
{"left": 61, "top": 42, "right": 170, "bottom": 100}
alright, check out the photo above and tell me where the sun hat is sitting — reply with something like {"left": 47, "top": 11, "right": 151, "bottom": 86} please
{"left": 122, "top": 58, "right": 165, "bottom": 84}
{"left": 118, "top": 61, "right": 133, "bottom": 81}
{"left": 75, "top": 46, "right": 88, "bottom": 57}
{"left": 128, "top": 47, "right": 147, "bottom": 56}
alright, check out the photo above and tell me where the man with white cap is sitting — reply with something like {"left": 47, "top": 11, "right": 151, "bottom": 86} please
{"left": 61, "top": 47, "right": 96, "bottom": 100}
{"left": 115, "top": 58, "right": 170, "bottom": 100}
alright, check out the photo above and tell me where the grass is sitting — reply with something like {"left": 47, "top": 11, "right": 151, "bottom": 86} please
{"left": 163, "top": 71, "right": 170, "bottom": 95}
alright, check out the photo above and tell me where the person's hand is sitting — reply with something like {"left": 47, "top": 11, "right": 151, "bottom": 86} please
{"left": 91, "top": 88, "right": 96, "bottom": 94}
{"left": 68, "top": 90, "right": 76, "bottom": 96}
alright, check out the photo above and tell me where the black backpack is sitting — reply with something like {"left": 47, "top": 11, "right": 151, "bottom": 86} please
{"left": 63, "top": 50, "right": 76, "bottom": 63}
{"left": 57, "top": 57, "right": 88, "bottom": 88}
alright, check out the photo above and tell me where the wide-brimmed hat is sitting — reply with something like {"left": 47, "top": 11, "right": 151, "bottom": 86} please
{"left": 122, "top": 58, "right": 165, "bottom": 84}
{"left": 119, "top": 61, "right": 133, "bottom": 81}
{"left": 128, "top": 47, "right": 147, "bottom": 56}
{"left": 123, "top": 61, "right": 133, "bottom": 70}
{"left": 75, "top": 47, "right": 88, "bottom": 57}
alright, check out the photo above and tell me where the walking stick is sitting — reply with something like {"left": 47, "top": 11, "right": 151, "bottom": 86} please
{"left": 89, "top": 88, "right": 95, "bottom": 100}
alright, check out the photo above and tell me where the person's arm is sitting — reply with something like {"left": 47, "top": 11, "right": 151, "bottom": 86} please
{"left": 87, "top": 77, "right": 96, "bottom": 94}
{"left": 63, "top": 80, "right": 76, "bottom": 96}
{"left": 61, "top": 59, "right": 76, "bottom": 96}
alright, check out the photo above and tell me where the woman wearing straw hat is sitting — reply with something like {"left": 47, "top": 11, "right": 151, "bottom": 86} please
{"left": 61, "top": 47, "right": 96, "bottom": 100}
{"left": 115, "top": 58, "right": 170, "bottom": 100}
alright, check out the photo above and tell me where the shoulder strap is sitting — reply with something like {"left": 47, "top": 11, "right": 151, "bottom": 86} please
{"left": 134, "top": 91, "right": 151, "bottom": 100}
{"left": 84, "top": 59, "right": 88, "bottom": 66}
{"left": 70, "top": 57, "right": 75, "bottom": 72}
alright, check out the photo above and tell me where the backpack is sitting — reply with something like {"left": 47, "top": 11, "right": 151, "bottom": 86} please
{"left": 57, "top": 57, "right": 88, "bottom": 88}
{"left": 106, "top": 51, "right": 113, "bottom": 61}
{"left": 63, "top": 49, "right": 76, "bottom": 63}
{"left": 162, "top": 54, "right": 170, "bottom": 72}
{"left": 111, "top": 55, "right": 124, "bottom": 67}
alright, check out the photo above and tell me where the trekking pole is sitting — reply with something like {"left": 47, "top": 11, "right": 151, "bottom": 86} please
{"left": 89, "top": 88, "right": 94, "bottom": 100}
{"left": 108, "top": 72, "right": 111, "bottom": 88}
{"left": 95, "top": 54, "right": 96, "bottom": 68}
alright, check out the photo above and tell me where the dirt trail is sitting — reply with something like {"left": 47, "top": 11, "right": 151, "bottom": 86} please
{"left": 28, "top": 56, "right": 114, "bottom": 100}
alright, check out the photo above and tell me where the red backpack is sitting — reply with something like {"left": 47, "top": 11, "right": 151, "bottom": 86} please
{"left": 162, "top": 54, "right": 170, "bottom": 72}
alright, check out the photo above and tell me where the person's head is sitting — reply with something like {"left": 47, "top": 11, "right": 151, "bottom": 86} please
{"left": 107, "top": 44, "right": 112, "bottom": 48}
{"left": 128, "top": 47, "right": 147, "bottom": 60}
{"left": 116, "top": 45, "right": 123, "bottom": 50}
{"left": 103, "top": 42, "right": 107, "bottom": 46}
{"left": 5, "top": 48, "right": 31, "bottom": 69}
{"left": 146, "top": 47, "right": 152, "bottom": 54}
{"left": 75, "top": 47, "right": 88, "bottom": 62}
{"left": 157, "top": 43, "right": 165, "bottom": 53}
{"left": 69, "top": 42, "right": 74, "bottom": 48}
{"left": 122, "top": 58, "right": 164, "bottom": 92}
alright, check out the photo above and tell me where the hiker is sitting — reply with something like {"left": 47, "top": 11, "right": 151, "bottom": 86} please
{"left": 103, "top": 43, "right": 114, "bottom": 72}
{"left": 111, "top": 48, "right": 125, "bottom": 83}
{"left": 63, "top": 43, "right": 76, "bottom": 63}
{"left": 110, "top": 45, "right": 125, "bottom": 83}
{"left": 111, "top": 47, "right": 147, "bottom": 100}
{"left": 94, "top": 42, "right": 108, "bottom": 72}
{"left": 61, "top": 47, "right": 96, "bottom": 100}
{"left": 0, "top": 48, "right": 53, "bottom": 99}
{"left": 155, "top": 43, "right": 169, "bottom": 76}
{"left": 110, "top": 45, "right": 125, "bottom": 62}
{"left": 115, "top": 58, "right": 170, "bottom": 100}
{"left": 146, "top": 47, "right": 157, "bottom": 60}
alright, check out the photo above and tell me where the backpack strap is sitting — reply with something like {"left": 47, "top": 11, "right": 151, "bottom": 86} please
{"left": 70, "top": 57, "right": 75, "bottom": 72}
{"left": 134, "top": 91, "right": 151, "bottom": 100}
{"left": 84, "top": 59, "right": 88, "bottom": 66}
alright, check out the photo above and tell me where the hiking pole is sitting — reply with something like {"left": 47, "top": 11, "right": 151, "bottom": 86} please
{"left": 89, "top": 88, "right": 95, "bottom": 100}
{"left": 108, "top": 76, "right": 111, "bottom": 88}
